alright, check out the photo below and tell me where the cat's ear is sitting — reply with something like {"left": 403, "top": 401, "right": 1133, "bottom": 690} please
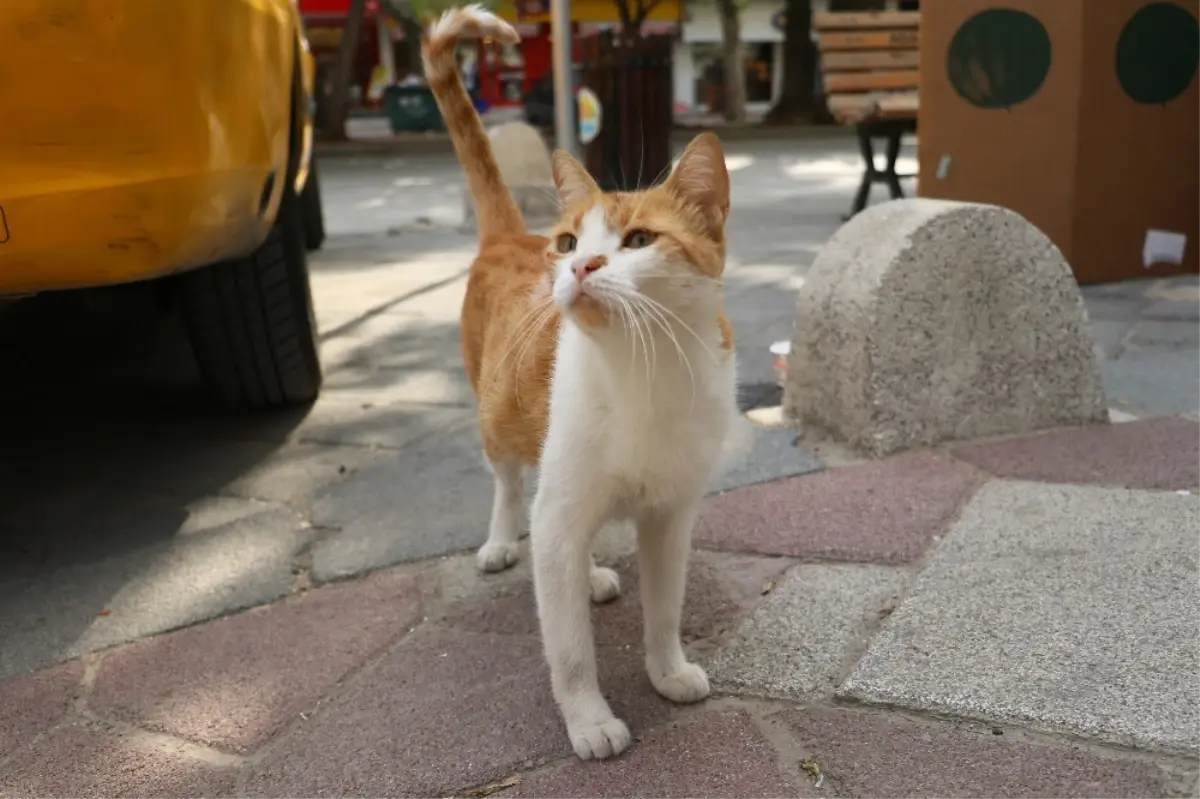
{"left": 665, "top": 132, "right": 730, "bottom": 228}
{"left": 552, "top": 150, "right": 600, "bottom": 206}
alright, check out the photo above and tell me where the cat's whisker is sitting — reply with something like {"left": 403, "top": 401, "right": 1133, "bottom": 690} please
{"left": 618, "top": 290, "right": 659, "bottom": 380}
{"left": 600, "top": 288, "right": 649, "bottom": 397}
{"left": 625, "top": 295, "right": 655, "bottom": 397}
{"left": 637, "top": 293, "right": 718, "bottom": 364}
{"left": 629, "top": 293, "right": 697, "bottom": 408}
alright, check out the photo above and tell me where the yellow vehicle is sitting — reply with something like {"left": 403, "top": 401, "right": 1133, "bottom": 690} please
{"left": 0, "top": 0, "right": 327, "bottom": 409}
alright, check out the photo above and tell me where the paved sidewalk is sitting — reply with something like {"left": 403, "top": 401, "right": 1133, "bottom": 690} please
{"left": 2, "top": 415, "right": 1197, "bottom": 798}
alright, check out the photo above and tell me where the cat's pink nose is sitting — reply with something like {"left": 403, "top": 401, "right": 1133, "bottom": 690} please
{"left": 572, "top": 256, "right": 606, "bottom": 283}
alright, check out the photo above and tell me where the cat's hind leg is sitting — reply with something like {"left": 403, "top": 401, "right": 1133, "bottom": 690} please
{"left": 589, "top": 554, "right": 621, "bottom": 603}
{"left": 636, "top": 499, "right": 711, "bottom": 704}
{"left": 477, "top": 458, "right": 524, "bottom": 573}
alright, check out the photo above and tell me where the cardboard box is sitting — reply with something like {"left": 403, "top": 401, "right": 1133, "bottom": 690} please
{"left": 917, "top": 0, "right": 1199, "bottom": 284}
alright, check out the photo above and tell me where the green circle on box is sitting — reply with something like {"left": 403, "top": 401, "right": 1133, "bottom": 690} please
{"left": 946, "top": 8, "right": 1052, "bottom": 110}
{"left": 1115, "top": 2, "right": 1200, "bottom": 105}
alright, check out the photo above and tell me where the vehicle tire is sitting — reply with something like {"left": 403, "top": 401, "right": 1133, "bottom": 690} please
{"left": 301, "top": 157, "right": 326, "bottom": 251}
{"left": 178, "top": 186, "right": 322, "bottom": 410}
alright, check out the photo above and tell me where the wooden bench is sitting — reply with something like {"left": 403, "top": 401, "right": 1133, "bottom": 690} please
{"left": 813, "top": 10, "right": 920, "bottom": 219}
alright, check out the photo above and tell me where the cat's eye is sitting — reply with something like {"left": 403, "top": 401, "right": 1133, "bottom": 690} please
{"left": 555, "top": 233, "right": 577, "bottom": 254}
{"left": 622, "top": 229, "right": 657, "bottom": 249}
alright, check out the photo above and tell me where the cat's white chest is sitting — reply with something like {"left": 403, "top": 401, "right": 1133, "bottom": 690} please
{"left": 544, "top": 324, "right": 737, "bottom": 512}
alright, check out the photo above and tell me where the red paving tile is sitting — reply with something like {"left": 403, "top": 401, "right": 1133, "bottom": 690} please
{"left": 953, "top": 417, "right": 1200, "bottom": 491}
{"left": 1, "top": 720, "right": 237, "bottom": 798}
{"left": 440, "top": 555, "right": 785, "bottom": 650}
{"left": 696, "top": 451, "right": 983, "bottom": 562}
{"left": 0, "top": 659, "right": 82, "bottom": 758}
{"left": 245, "top": 627, "right": 676, "bottom": 798}
{"left": 510, "top": 710, "right": 808, "bottom": 798}
{"left": 779, "top": 706, "right": 1168, "bottom": 798}
{"left": 89, "top": 566, "right": 424, "bottom": 754}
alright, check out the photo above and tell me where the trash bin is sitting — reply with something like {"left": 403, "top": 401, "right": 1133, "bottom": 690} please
{"left": 383, "top": 84, "right": 445, "bottom": 133}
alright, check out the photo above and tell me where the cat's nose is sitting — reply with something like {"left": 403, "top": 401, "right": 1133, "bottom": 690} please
{"left": 572, "top": 256, "right": 606, "bottom": 283}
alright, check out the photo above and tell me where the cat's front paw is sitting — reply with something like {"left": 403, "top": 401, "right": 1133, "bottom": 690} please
{"left": 651, "top": 662, "right": 711, "bottom": 704}
{"left": 476, "top": 541, "right": 519, "bottom": 573}
{"left": 568, "top": 715, "right": 631, "bottom": 760}
{"left": 589, "top": 566, "right": 621, "bottom": 603}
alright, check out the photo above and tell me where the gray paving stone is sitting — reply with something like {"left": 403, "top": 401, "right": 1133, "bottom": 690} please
{"left": 1089, "top": 318, "right": 1134, "bottom": 360}
{"left": 1143, "top": 299, "right": 1200, "bottom": 322}
{"left": 842, "top": 481, "right": 1200, "bottom": 755}
{"left": 710, "top": 420, "right": 824, "bottom": 493}
{"left": 0, "top": 503, "right": 312, "bottom": 680}
{"left": 1101, "top": 348, "right": 1200, "bottom": 417}
{"left": 1080, "top": 279, "right": 1154, "bottom": 302}
{"left": 708, "top": 564, "right": 906, "bottom": 699}
{"left": 1129, "top": 320, "right": 1200, "bottom": 350}
{"left": 310, "top": 421, "right": 499, "bottom": 580}
{"left": 295, "top": 396, "right": 470, "bottom": 450}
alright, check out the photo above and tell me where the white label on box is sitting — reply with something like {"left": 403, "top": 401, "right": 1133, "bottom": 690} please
{"left": 936, "top": 154, "right": 952, "bottom": 180}
{"left": 1142, "top": 229, "right": 1187, "bottom": 268}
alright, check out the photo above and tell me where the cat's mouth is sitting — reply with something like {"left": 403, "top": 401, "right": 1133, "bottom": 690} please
{"left": 564, "top": 289, "right": 611, "bottom": 328}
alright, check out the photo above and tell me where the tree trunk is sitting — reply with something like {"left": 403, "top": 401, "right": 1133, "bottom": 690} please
{"left": 763, "top": 0, "right": 815, "bottom": 124}
{"left": 324, "top": 0, "right": 369, "bottom": 140}
{"left": 714, "top": 0, "right": 746, "bottom": 123}
{"left": 378, "top": 0, "right": 424, "bottom": 76}
{"left": 398, "top": 14, "right": 424, "bottom": 75}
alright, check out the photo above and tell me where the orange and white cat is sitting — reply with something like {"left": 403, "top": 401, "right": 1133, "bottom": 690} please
{"left": 424, "top": 6, "right": 737, "bottom": 761}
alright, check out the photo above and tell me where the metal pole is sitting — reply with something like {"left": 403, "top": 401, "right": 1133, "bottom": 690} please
{"left": 550, "top": 0, "right": 577, "bottom": 156}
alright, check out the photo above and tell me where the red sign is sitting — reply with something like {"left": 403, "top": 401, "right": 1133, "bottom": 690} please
{"left": 299, "top": 0, "right": 379, "bottom": 15}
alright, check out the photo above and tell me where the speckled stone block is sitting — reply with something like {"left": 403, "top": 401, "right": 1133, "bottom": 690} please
{"left": 784, "top": 199, "right": 1108, "bottom": 456}
{"left": 708, "top": 564, "right": 907, "bottom": 699}
{"left": 842, "top": 481, "right": 1200, "bottom": 755}
{"left": 778, "top": 706, "right": 1173, "bottom": 798}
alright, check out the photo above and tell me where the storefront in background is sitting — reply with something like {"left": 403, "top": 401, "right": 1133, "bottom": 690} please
{"left": 676, "top": 0, "right": 785, "bottom": 113}
{"left": 479, "top": 0, "right": 681, "bottom": 108}
{"left": 676, "top": 0, "right": 905, "bottom": 114}
{"left": 301, "top": 0, "right": 412, "bottom": 116}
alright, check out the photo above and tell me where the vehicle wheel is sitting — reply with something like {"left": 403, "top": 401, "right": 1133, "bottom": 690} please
{"left": 178, "top": 187, "right": 322, "bottom": 410}
{"left": 301, "top": 157, "right": 326, "bottom": 251}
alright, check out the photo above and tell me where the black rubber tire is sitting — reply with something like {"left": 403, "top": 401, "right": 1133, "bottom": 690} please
{"left": 178, "top": 187, "right": 322, "bottom": 410}
{"left": 301, "top": 157, "right": 326, "bottom": 251}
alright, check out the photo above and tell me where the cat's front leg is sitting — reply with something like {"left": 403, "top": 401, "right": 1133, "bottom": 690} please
{"left": 636, "top": 498, "right": 711, "bottom": 704}
{"left": 530, "top": 484, "right": 630, "bottom": 760}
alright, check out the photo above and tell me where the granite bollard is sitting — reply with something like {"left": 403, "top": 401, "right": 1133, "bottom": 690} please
{"left": 784, "top": 199, "right": 1108, "bottom": 456}
{"left": 461, "top": 121, "right": 560, "bottom": 231}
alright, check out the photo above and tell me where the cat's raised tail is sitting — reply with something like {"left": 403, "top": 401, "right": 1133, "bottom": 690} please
{"left": 422, "top": 5, "right": 525, "bottom": 243}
